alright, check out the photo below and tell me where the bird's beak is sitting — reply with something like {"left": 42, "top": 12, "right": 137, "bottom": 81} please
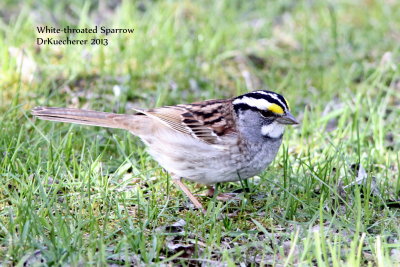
{"left": 276, "top": 112, "right": 299, "bottom": 125}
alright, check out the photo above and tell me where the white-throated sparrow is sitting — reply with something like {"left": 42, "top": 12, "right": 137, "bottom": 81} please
{"left": 32, "top": 90, "right": 298, "bottom": 213}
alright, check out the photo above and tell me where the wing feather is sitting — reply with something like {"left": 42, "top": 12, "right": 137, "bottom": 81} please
{"left": 132, "top": 99, "right": 236, "bottom": 144}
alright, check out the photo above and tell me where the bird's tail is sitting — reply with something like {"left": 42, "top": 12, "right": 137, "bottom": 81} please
{"left": 31, "top": 107, "right": 136, "bottom": 130}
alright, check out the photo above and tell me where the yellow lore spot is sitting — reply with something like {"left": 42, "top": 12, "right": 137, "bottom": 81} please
{"left": 268, "top": 104, "right": 284, "bottom": 114}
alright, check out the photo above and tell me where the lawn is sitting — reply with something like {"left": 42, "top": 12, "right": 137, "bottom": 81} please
{"left": 0, "top": 0, "right": 399, "bottom": 265}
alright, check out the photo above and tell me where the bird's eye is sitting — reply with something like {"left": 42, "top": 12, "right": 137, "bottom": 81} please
{"left": 259, "top": 110, "right": 275, "bottom": 118}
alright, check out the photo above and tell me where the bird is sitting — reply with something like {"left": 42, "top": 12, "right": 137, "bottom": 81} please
{"left": 31, "top": 90, "right": 299, "bottom": 214}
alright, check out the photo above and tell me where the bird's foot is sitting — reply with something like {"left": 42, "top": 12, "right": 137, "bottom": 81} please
{"left": 200, "top": 186, "right": 240, "bottom": 201}
{"left": 215, "top": 192, "right": 240, "bottom": 201}
{"left": 172, "top": 178, "right": 206, "bottom": 214}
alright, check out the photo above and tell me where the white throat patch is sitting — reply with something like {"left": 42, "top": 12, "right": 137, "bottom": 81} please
{"left": 261, "top": 121, "right": 284, "bottom": 138}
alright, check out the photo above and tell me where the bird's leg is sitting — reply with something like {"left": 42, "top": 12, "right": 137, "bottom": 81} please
{"left": 193, "top": 185, "right": 214, "bottom": 197}
{"left": 215, "top": 192, "right": 240, "bottom": 201}
{"left": 206, "top": 185, "right": 239, "bottom": 201}
{"left": 206, "top": 185, "right": 215, "bottom": 197}
{"left": 206, "top": 185, "right": 238, "bottom": 201}
{"left": 172, "top": 178, "right": 206, "bottom": 214}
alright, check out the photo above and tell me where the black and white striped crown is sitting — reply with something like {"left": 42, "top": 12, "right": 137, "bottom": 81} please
{"left": 233, "top": 90, "right": 290, "bottom": 115}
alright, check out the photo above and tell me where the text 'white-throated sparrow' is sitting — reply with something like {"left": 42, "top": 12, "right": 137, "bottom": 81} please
{"left": 32, "top": 90, "right": 299, "bottom": 213}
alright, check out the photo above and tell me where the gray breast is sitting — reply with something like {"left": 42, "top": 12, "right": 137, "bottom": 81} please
{"left": 190, "top": 136, "right": 283, "bottom": 185}
{"left": 235, "top": 137, "right": 282, "bottom": 180}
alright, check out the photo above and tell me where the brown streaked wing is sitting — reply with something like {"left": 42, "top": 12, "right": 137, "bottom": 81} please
{"left": 132, "top": 99, "right": 237, "bottom": 144}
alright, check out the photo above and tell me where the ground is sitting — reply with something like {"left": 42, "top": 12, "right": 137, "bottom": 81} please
{"left": 0, "top": 0, "right": 399, "bottom": 265}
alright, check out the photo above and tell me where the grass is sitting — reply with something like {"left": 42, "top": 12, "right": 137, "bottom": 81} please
{"left": 1, "top": 0, "right": 399, "bottom": 265}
